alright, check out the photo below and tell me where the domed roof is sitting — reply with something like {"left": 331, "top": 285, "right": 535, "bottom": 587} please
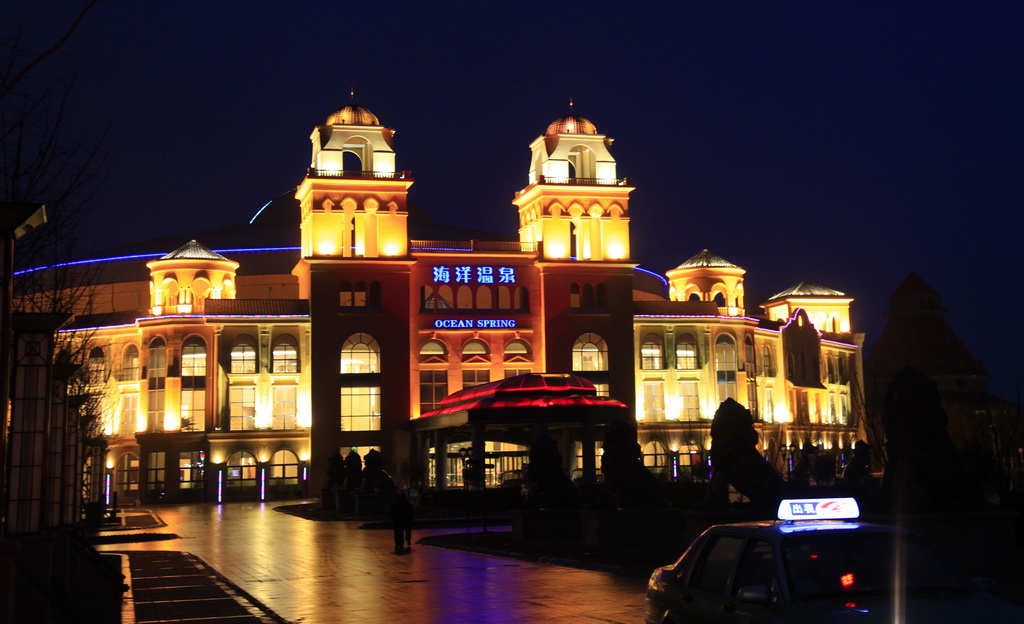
{"left": 159, "top": 240, "right": 230, "bottom": 261}
{"left": 326, "top": 104, "right": 380, "bottom": 126}
{"left": 675, "top": 249, "right": 737, "bottom": 269}
{"left": 546, "top": 114, "right": 597, "bottom": 135}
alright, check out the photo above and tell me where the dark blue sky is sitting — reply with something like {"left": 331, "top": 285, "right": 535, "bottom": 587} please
{"left": 15, "top": 1, "right": 1024, "bottom": 401}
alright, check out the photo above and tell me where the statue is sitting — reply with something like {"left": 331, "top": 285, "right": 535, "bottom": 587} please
{"left": 341, "top": 449, "right": 363, "bottom": 493}
{"left": 361, "top": 448, "right": 396, "bottom": 494}
{"left": 879, "top": 367, "right": 984, "bottom": 510}
{"left": 601, "top": 418, "right": 669, "bottom": 508}
{"left": 704, "top": 398, "right": 783, "bottom": 509}
{"left": 326, "top": 452, "right": 345, "bottom": 489}
{"left": 522, "top": 434, "right": 582, "bottom": 509}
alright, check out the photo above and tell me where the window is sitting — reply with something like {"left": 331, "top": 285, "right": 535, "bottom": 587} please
{"left": 120, "top": 395, "right": 138, "bottom": 436}
{"left": 462, "top": 339, "right": 489, "bottom": 362}
{"left": 340, "top": 333, "right": 380, "bottom": 373}
{"left": 146, "top": 451, "right": 165, "bottom": 498}
{"left": 226, "top": 451, "right": 257, "bottom": 489}
{"left": 569, "top": 283, "right": 581, "bottom": 309}
{"left": 678, "top": 381, "right": 700, "bottom": 421}
{"left": 341, "top": 386, "right": 381, "bottom": 431}
{"left": 503, "top": 339, "right": 531, "bottom": 363}
{"left": 87, "top": 347, "right": 105, "bottom": 385}
{"left": 642, "top": 381, "right": 665, "bottom": 421}
{"left": 734, "top": 539, "right": 776, "bottom": 595}
{"left": 764, "top": 388, "right": 775, "bottom": 423}
{"left": 269, "top": 449, "right": 299, "bottom": 485}
{"left": 419, "top": 339, "right": 447, "bottom": 363}
{"left": 420, "top": 370, "right": 447, "bottom": 413}
{"left": 715, "top": 334, "right": 738, "bottom": 402}
{"left": 230, "top": 335, "right": 257, "bottom": 374}
{"left": 744, "top": 336, "right": 756, "bottom": 372}
{"left": 339, "top": 280, "right": 378, "bottom": 308}
{"left": 640, "top": 333, "right": 665, "bottom": 369}
{"left": 761, "top": 345, "right": 773, "bottom": 376}
{"left": 181, "top": 337, "right": 206, "bottom": 432}
{"left": 675, "top": 334, "right": 698, "bottom": 369}
{"left": 115, "top": 454, "right": 139, "bottom": 494}
{"left": 181, "top": 338, "right": 206, "bottom": 376}
{"left": 179, "top": 451, "right": 205, "bottom": 491}
{"left": 463, "top": 369, "right": 490, "bottom": 389}
{"left": 272, "top": 386, "right": 298, "bottom": 429}
{"left": 147, "top": 338, "right": 166, "bottom": 432}
{"left": 272, "top": 335, "right": 299, "bottom": 373}
{"left": 120, "top": 344, "right": 140, "bottom": 381}
{"left": 747, "top": 379, "right": 758, "bottom": 417}
{"left": 690, "top": 535, "right": 744, "bottom": 593}
{"left": 572, "top": 333, "right": 607, "bottom": 371}
{"left": 230, "top": 386, "right": 256, "bottom": 430}
{"left": 504, "top": 368, "right": 532, "bottom": 379}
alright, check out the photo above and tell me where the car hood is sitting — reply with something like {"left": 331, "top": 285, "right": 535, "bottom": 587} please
{"left": 792, "top": 591, "right": 1024, "bottom": 623}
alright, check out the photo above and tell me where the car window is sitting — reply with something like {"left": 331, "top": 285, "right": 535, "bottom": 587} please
{"left": 690, "top": 534, "right": 744, "bottom": 594}
{"left": 783, "top": 531, "right": 973, "bottom": 599}
{"left": 733, "top": 538, "right": 776, "bottom": 593}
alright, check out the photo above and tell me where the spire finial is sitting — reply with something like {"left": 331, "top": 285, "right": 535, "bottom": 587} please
{"left": 350, "top": 87, "right": 355, "bottom": 101}
{"left": 569, "top": 97, "right": 574, "bottom": 110}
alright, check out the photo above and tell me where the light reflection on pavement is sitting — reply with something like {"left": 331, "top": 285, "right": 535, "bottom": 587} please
{"left": 96, "top": 501, "right": 648, "bottom": 623}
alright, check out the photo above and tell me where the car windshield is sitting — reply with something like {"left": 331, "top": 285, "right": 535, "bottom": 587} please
{"left": 782, "top": 530, "right": 974, "bottom": 600}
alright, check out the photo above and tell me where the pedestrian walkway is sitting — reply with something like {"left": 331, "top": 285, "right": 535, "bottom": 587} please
{"left": 126, "top": 551, "right": 285, "bottom": 624}
{"left": 91, "top": 508, "right": 290, "bottom": 624}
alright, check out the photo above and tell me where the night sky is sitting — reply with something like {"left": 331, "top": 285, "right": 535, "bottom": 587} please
{"left": 10, "top": 1, "right": 1024, "bottom": 401}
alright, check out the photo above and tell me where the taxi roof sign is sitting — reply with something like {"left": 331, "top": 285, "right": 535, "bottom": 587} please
{"left": 777, "top": 497, "right": 860, "bottom": 522}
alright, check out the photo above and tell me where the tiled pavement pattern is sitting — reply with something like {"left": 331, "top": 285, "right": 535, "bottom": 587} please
{"left": 126, "top": 551, "right": 287, "bottom": 624}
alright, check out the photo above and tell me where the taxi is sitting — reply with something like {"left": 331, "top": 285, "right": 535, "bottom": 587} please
{"left": 645, "top": 497, "right": 1024, "bottom": 623}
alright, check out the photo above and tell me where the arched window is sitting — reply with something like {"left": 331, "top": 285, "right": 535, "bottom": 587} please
{"left": 497, "top": 286, "right": 511, "bottom": 310}
{"left": 514, "top": 286, "right": 529, "bottom": 312}
{"left": 827, "top": 355, "right": 836, "bottom": 384}
{"left": 744, "top": 336, "right": 756, "bottom": 371}
{"left": 457, "top": 285, "right": 473, "bottom": 309}
{"left": 642, "top": 440, "right": 668, "bottom": 475}
{"left": 715, "top": 334, "right": 737, "bottom": 402}
{"left": 115, "top": 453, "right": 139, "bottom": 498}
{"left": 675, "top": 334, "right": 698, "bottom": 369}
{"left": 640, "top": 333, "right": 664, "bottom": 370}
{"left": 121, "top": 344, "right": 140, "bottom": 381}
{"left": 461, "top": 339, "right": 489, "bottom": 363}
{"left": 341, "top": 333, "right": 380, "bottom": 374}
{"left": 713, "top": 292, "right": 726, "bottom": 307}
{"left": 225, "top": 451, "right": 257, "bottom": 489}
{"left": 503, "top": 339, "right": 532, "bottom": 363}
{"left": 87, "top": 347, "right": 105, "bottom": 385}
{"left": 838, "top": 356, "right": 848, "bottom": 383}
{"left": 272, "top": 335, "right": 299, "bottom": 373}
{"left": 419, "top": 339, "right": 447, "bottom": 364}
{"left": 582, "top": 283, "right": 595, "bottom": 309}
{"left": 569, "top": 283, "right": 581, "bottom": 310}
{"left": 181, "top": 337, "right": 206, "bottom": 377}
{"left": 437, "top": 285, "right": 454, "bottom": 310}
{"left": 180, "top": 337, "right": 206, "bottom": 432}
{"left": 269, "top": 449, "right": 299, "bottom": 486}
{"left": 572, "top": 333, "right": 608, "bottom": 372}
{"left": 230, "top": 335, "right": 257, "bottom": 374}
{"left": 147, "top": 338, "right": 166, "bottom": 433}
{"left": 595, "top": 283, "right": 607, "bottom": 308}
{"left": 476, "top": 286, "right": 492, "bottom": 310}
{"left": 761, "top": 345, "right": 773, "bottom": 376}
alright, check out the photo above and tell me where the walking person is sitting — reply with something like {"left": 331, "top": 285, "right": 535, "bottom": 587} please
{"left": 389, "top": 492, "right": 414, "bottom": 553}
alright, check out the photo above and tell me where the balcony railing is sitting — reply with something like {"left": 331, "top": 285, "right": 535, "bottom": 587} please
{"left": 410, "top": 240, "right": 537, "bottom": 253}
{"left": 537, "top": 175, "right": 632, "bottom": 186}
{"left": 307, "top": 168, "right": 412, "bottom": 180}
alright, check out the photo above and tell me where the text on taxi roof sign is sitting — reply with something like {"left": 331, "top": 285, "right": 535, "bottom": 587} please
{"left": 777, "top": 497, "right": 860, "bottom": 521}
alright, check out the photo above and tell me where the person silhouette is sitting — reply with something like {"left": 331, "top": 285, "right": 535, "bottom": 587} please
{"left": 389, "top": 492, "right": 414, "bottom": 552}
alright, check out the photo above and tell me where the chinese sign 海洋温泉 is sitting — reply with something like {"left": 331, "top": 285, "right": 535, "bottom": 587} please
{"left": 431, "top": 266, "right": 516, "bottom": 284}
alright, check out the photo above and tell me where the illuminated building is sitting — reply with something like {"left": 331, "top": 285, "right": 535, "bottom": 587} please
{"left": 32, "top": 104, "right": 863, "bottom": 502}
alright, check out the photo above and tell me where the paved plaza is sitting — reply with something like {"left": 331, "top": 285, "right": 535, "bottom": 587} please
{"left": 95, "top": 501, "right": 649, "bottom": 623}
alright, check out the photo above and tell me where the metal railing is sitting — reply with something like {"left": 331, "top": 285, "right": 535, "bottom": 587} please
{"left": 537, "top": 175, "right": 632, "bottom": 186}
{"left": 307, "top": 168, "right": 412, "bottom": 180}
{"left": 410, "top": 240, "right": 537, "bottom": 253}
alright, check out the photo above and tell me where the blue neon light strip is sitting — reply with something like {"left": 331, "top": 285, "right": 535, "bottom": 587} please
{"left": 633, "top": 266, "right": 668, "bottom": 289}
{"left": 14, "top": 246, "right": 301, "bottom": 276}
